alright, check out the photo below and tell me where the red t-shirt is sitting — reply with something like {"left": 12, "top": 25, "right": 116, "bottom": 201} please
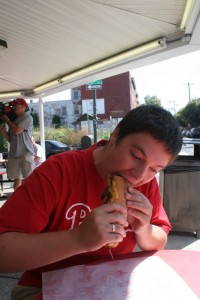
{"left": 0, "top": 141, "right": 171, "bottom": 289}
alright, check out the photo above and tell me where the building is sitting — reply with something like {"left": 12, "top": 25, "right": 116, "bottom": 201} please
{"left": 81, "top": 72, "right": 138, "bottom": 119}
{"left": 79, "top": 71, "right": 138, "bottom": 133}
{"left": 29, "top": 89, "right": 82, "bottom": 128}
{"left": 29, "top": 72, "right": 138, "bottom": 130}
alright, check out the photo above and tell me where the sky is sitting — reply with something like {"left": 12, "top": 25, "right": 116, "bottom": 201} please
{"left": 43, "top": 90, "right": 71, "bottom": 102}
{"left": 43, "top": 49, "right": 200, "bottom": 114}
{"left": 130, "top": 49, "right": 200, "bottom": 113}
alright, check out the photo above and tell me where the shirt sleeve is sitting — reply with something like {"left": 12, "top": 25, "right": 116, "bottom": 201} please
{"left": 0, "top": 156, "right": 64, "bottom": 233}
{"left": 16, "top": 114, "right": 33, "bottom": 131}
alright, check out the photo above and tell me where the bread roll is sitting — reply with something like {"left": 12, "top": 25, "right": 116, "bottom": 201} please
{"left": 102, "top": 174, "right": 127, "bottom": 248}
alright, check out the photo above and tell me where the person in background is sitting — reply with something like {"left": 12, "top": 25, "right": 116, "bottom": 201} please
{"left": 32, "top": 136, "right": 43, "bottom": 167}
{"left": 0, "top": 105, "right": 182, "bottom": 299}
{"left": 0, "top": 98, "right": 35, "bottom": 191}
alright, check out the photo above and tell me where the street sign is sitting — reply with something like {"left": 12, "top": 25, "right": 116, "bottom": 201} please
{"left": 86, "top": 80, "right": 102, "bottom": 90}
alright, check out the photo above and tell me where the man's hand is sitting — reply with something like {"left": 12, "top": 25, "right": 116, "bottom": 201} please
{"left": 74, "top": 203, "right": 128, "bottom": 252}
{"left": 125, "top": 186, "right": 167, "bottom": 250}
{"left": 1, "top": 114, "right": 10, "bottom": 123}
{"left": 126, "top": 186, "right": 153, "bottom": 234}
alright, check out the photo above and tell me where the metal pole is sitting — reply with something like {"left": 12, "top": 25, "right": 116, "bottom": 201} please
{"left": 93, "top": 89, "right": 97, "bottom": 143}
{"left": 38, "top": 97, "right": 46, "bottom": 160}
{"left": 184, "top": 82, "right": 193, "bottom": 102}
{"left": 188, "top": 82, "right": 191, "bottom": 102}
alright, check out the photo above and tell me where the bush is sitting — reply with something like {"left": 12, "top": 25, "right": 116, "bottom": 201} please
{"left": 0, "top": 124, "right": 7, "bottom": 152}
{"left": 33, "top": 127, "right": 87, "bottom": 146}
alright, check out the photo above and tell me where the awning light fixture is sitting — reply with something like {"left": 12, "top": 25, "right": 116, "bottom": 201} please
{"left": 180, "top": 0, "right": 196, "bottom": 30}
{"left": 60, "top": 39, "right": 166, "bottom": 84}
{"left": 33, "top": 38, "right": 167, "bottom": 93}
{"left": 33, "top": 79, "right": 60, "bottom": 93}
{"left": 0, "top": 91, "right": 22, "bottom": 99}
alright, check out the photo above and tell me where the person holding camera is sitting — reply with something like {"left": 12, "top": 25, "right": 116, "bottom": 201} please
{"left": 0, "top": 98, "right": 35, "bottom": 191}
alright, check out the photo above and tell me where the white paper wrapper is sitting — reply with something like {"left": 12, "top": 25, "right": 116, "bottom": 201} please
{"left": 43, "top": 256, "right": 199, "bottom": 300}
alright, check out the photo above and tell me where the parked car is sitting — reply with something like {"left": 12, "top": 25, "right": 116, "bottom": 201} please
{"left": 1, "top": 140, "right": 70, "bottom": 166}
{"left": 2, "top": 152, "right": 8, "bottom": 160}
{"left": 36, "top": 140, "right": 71, "bottom": 159}
{"left": 0, "top": 152, "right": 8, "bottom": 168}
{"left": 184, "top": 127, "right": 200, "bottom": 138}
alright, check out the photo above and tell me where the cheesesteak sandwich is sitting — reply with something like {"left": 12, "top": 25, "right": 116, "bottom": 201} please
{"left": 102, "top": 174, "right": 127, "bottom": 248}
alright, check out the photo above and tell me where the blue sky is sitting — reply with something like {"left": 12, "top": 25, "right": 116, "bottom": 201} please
{"left": 44, "top": 49, "right": 200, "bottom": 114}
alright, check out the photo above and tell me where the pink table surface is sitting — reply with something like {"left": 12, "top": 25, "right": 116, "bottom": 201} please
{"left": 39, "top": 249, "right": 200, "bottom": 300}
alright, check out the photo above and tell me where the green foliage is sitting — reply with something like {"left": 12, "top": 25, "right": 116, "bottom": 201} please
{"left": 144, "top": 95, "right": 162, "bottom": 107}
{"left": 175, "top": 99, "right": 200, "bottom": 127}
{"left": 99, "top": 129, "right": 111, "bottom": 140}
{"left": 30, "top": 112, "right": 39, "bottom": 128}
{"left": 52, "top": 114, "right": 61, "bottom": 128}
{"left": 0, "top": 124, "right": 7, "bottom": 152}
{"left": 0, "top": 134, "right": 6, "bottom": 152}
{"left": 33, "top": 127, "right": 87, "bottom": 146}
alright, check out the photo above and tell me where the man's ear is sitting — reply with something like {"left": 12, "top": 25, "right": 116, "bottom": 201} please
{"left": 109, "top": 128, "right": 119, "bottom": 144}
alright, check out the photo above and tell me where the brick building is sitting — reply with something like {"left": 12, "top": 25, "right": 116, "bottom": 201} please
{"left": 81, "top": 72, "right": 138, "bottom": 121}
{"left": 29, "top": 72, "right": 138, "bottom": 132}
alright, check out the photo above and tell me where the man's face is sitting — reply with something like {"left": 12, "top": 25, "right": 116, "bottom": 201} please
{"left": 13, "top": 104, "right": 26, "bottom": 116}
{"left": 108, "top": 131, "right": 172, "bottom": 187}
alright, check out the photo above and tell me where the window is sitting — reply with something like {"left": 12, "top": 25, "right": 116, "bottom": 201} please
{"left": 74, "top": 105, "right": 79, "bottom": 115}
{"left": 62, "top": 106, "right": 67, "bottom": 115}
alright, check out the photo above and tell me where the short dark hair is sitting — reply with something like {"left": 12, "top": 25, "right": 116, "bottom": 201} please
{"left": 116, "top": 105, "right": 182, "bottom": 162}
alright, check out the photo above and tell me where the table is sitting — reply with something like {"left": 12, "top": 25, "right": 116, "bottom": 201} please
{"left": 182, "top": 138, "right": 200, "bottom": 157}
{"left": 42, "top": 250, "right": 200, "bottom": 299}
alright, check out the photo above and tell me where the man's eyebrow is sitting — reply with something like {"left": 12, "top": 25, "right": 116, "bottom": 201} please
{"left": 132, "top": 144, "right": 167, "bottom": 169}
{"left": 131, "top": 144, "right": 146, "bottom": 157}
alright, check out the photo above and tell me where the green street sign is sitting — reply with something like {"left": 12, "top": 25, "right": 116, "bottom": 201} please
{"left": 86, "top": 80, "right": 102, "bottom": 90}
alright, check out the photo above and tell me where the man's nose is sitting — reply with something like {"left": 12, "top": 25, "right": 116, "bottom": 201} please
{"left": 131, "top": 165, "right": 147, "bottom": 182}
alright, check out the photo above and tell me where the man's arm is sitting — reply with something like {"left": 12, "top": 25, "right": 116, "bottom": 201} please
{"left": 0, "top": 230, "right": 85, "bottom": 272}
{"left": 1, "top": 114, "right": 24, "bottom": 135}
{"left": 135, "top": 224, "right": 167, "bottom": 250}
{"left": 0, "top": 203, "right": 128, "bottom": 272}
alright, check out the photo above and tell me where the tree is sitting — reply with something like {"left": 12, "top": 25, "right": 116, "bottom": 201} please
{"left": 30, "top": 112, "right": 39, "bottom": 128}
{"left": 0, "top": 123, "right": 7, "bottom": 152}
{"left": 175, "top": 99, "right": 200, "bottom": 128}
{"left": 144, "top": 95, "right": 162, "bottom": 107}
{"left": 52, "top": 114, "right": 61, "bottom": 128}
{"left": 0, "top": 134, "right": 6, "bottom": 152}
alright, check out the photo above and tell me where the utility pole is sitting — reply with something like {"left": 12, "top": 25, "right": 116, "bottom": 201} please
{"left": 86, "top": 80, "right": 102, "bottom": 143}
{"left": 184, "top": 82, "right": 193, "bottom": 102}
{"left": 93, "top": 89, "right": 97, "bottom": 143}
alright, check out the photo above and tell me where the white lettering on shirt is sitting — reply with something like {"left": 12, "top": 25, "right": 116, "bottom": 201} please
{"left": 65, "top": 203, "right": 91, "bottom": 230}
